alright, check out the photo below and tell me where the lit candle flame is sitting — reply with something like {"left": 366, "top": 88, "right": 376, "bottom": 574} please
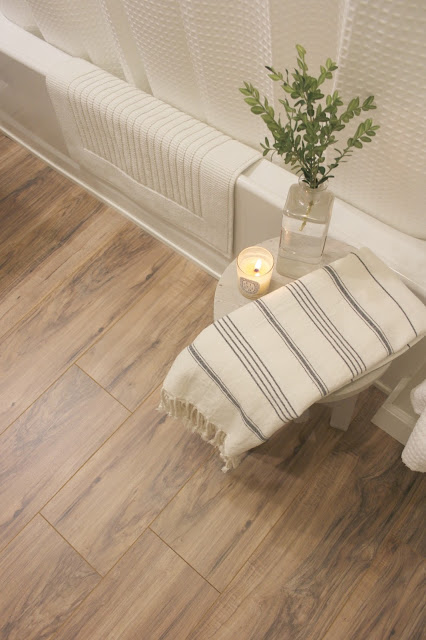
{"left": 254, "top": 258, "right": 262, "bottom": 274}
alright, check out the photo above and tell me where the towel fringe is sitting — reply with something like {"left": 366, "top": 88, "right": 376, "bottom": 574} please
{"left": 159, "top": 388, "right": 241, "bottom": 472}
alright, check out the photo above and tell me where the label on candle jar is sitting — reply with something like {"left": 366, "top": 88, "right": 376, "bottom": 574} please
{"left": 239, "top": 277, "right": 260, "bottom": 295}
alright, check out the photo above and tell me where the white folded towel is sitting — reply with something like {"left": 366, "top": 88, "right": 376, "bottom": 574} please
{"left": 402, "top": 379, "right": 426, "bottom": 472}
{"left": 46, "top": 58, "right": 260, "bottom": 256}
{"left": 161, "top": 249, "right": 426, "bottom": 470}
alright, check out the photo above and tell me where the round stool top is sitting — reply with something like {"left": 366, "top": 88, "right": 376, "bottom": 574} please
{"left": 214, "top": 237, "right": 390, "bottom": 401}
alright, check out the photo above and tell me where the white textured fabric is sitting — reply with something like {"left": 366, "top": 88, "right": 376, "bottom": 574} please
{"left": 179, "top": 0, "right": 274, "bottom": 147}
{"left": 3, "top": 0, "right": 426, "bottom": 238}
{"left": 100, "top": 0, "right": 150, "bottom": 90}
{"left": 269, "top": 0, "right": 344, "bottom": 108}
{"left": 25, "top": 0, "right": 125, "bottom": 79}
{"left": 402, "top": 380, "right": 426, "bottom": 472}
{"left": 161, "top": 249, "right": 426, "bottom": 469}
{"left": 46, "top": 58, "right": 261, "bottom": 256}
{"left": 331, "top": 0, "right": 426, "bottom": 238}
{"left": 123, "top": 0, "right": 203, "bottom": 120}
{"left": 0, "top": 0, "right": 40, "bottom": 34}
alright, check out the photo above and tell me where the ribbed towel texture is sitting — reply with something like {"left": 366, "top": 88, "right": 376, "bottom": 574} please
{"left": 46, "top": 58, "right": 261, "bottom": 256}
{"left": 161, "top": 249, "right": 426, "bottom": 470}
{"left": 402, "top": 380, "right": 426, "bottom": 472}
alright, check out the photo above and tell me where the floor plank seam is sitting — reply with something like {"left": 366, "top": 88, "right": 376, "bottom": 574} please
{"left": 148, "top": 448, "right": 216, "bottom": 533}
{"left": 0, "top": 247, "right": 176, "bottom": 437}
{"left": 204, "top": 431, "right": 348, "bottom": 596}
{"left": 74, "top": 364, "right": 132, "bottom": 413}
{"left": 0, "top": 391, "right": 129, "bottom": 558}
{"left": 148, "top": 529, "right": 221, "bottom": 594}
{"left": 39, "top": 513, "right": 102, "bottom": 578}
{"left": 0, "top": 359, "right": 78, "bottom": 438}
{"left": 47, "top": 523, "right": 220, "bottom": 640}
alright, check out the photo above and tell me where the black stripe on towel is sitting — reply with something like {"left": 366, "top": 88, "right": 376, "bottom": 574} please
{"left": 288, "top": 280, "right": 366, "bottom": 377}
{"left": 222, "top": 316, "right": 298, "bottom": 420}
{"left": 323, "top": 264, "right": 393, "bottom": 356}
{"left": 350, "top": 252, "right": 417, "bottom": 337}
{"left": 188, "top": 343, "right": 267, "bottom": 442}
{"left": 255, "top": 298, "right": 329, "bottom": 397}
{"left": 215, "top": 316, "right": 296, "bottom": 422}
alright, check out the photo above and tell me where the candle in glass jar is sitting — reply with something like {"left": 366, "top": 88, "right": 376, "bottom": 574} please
{"left": 236, "top": 246, "right": 274, "bottom": 299}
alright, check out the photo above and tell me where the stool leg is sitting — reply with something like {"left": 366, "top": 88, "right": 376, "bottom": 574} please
{"left": 329, "top": 394, "right": 359, "bottom": 431}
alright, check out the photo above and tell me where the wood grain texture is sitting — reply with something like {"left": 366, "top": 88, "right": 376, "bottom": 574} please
{"left": 387, "top": 475, "right": 426, "bottom": 557}
{"left": 0, "top": 190, "right": 124, "bottom": 339}
{"left": 0, "top": 516, "right": 99, "bottom": 640}
{"left": 0, "top": 220, "right": 173, "bottom": 433}
{"left": 55, "top": 529, "right": 218, "bottom": 640}
{"left": 42, "top": 389, "right": 212, "bottom": 574}
{"left": 0, "top": 366, "right": 129, "bottom": 553}
{"left": 1, "top": 133, "right": 424, "bottom": 640}
{"left": 152, "top": 403, "right": 344, "bottom": 591}
{"left": 78, "top": 258, "right": 215, "bottom": 410}
{"left": 322, "top": 541, "right": 426, "bottom": 640}
{"left": 188, "top": 392, "right": 419, "bottom": 640}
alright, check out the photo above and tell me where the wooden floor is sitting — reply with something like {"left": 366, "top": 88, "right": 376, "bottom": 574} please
{"left": 0, "top": 132, "right": 424, "bottom": 640}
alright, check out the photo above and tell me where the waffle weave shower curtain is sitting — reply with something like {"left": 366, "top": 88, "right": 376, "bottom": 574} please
{"left": 2, "top": 0, "right": 425, "bottom": 239}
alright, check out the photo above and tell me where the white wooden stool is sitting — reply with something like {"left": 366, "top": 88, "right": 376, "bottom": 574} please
{"left": 214, "top": 237, "right": 390, "bottom": 431}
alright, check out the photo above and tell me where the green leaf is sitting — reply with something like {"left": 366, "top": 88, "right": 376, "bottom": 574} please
{"left": 244, "top": 97, "right": 258, "bottom": 105}
{"left": 296, "top": 44, "right": 306, "bottom": 57}
{"left": 251, "top": 106, "right": 264, "bottom": 114}
{"left": 239, "top": 88, "right": 251, "bottom": 96}
{"left": 353, "top": 140, "right": 363, "bottom": 149}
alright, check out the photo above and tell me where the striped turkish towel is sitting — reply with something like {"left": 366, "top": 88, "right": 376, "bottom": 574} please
{"left": 46, "top": 57, "right": 260, "bottom": 256}
{"left": 161, "top": 249, "right": 426, "bottom": 470}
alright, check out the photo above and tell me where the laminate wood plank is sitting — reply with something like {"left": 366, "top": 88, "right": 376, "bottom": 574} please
{"left": 0, "top": 365, "right": 129, "bottom": 553}
{"left": 0, "top": 221, "right": 175, "bottom": 433}
{"left": 0, "top": 199, "right": 126, "bottom": 337}
{"left": 152, "top": 403, "right": 344, "bottom": 591}
{"left": 0, "top": 515, "right": 99, "bottom": 640}
{"left": 151, "top": 389, "right": 383, "bottom": 592}
{"left": 0, "top": 159, "right": 71, "bottom": 257}
{"left": 322, "top": 541, "right": 426, "bottom": 640}
{"left": 386, "top": 475, "right": 426, "bottom": 557}
{"left": 55, "top": 529, "right": 218, "bottom": 640}
{"left": 42, "top": 388, "right": 212, "bottom": 574}
{"left": 78, "top": 259, "right": 215, "bottom": 409}
{"left": 0, "top": 148, "right": 92, "bottom": 279}
{"left": 187, "top": 402, "right": 419, "bottom": 640}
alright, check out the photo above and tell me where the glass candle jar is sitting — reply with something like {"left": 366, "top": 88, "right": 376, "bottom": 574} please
{"left": 236, "top": 246, "right": 274, "bottom": 299}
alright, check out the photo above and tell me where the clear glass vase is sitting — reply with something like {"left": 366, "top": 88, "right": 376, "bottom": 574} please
{"left": 276, "top": 177, "right": 334, "bottom": 278}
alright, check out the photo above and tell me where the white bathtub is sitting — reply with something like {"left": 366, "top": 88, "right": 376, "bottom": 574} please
{"left": 1, "top": 12, "right": 425, "bottom": 298}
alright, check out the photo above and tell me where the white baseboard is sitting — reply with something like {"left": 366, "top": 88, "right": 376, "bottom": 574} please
{"left": 0, "top": 120, "right": 225, "bottom": 279}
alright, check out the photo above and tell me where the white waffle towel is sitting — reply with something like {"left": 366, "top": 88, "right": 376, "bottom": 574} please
{"left": 402, "top": 380, "right": 426, "bottom": 472}
{"left": 161, "top": 249, "right": 426, "bottom": 470}
{"left": 46, "top": 58, "right": 260, "bottom": 256}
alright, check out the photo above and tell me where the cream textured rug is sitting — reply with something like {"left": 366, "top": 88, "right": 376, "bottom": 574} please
{"left": 161, "top": 249, "right": 426, "bottom": 470}
{"left": 46, "top": 57, "right": 261, "bottom": 256}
